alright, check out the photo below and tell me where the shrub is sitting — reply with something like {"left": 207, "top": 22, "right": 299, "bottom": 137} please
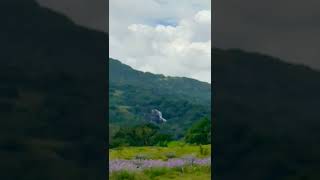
{"left": 110, "top": 171, "right": 136, "bottom": 180}
{"left": 165, "top": 152, "right": 176, "bottom": 159}
{"left": 199, "top": 145, "right": 209, "bottom": 156}
{"left": 135, "top": 154, "right": 149, "bottom": 160}
{"left": 144, "top": 167, "right": 169, "bottom": 179}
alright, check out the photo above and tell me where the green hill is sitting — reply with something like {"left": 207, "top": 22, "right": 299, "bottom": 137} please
{"left": 0, "top": 1, "right": 107, "bottom": 179}
{"left": 213, "top": 48, "right": 320, "bottom": 180}
{"left": 109, "top": 58, "right": 211, "bottom": 139}
{"left": 109, "top": 58, "right": 211, "bottom": 104}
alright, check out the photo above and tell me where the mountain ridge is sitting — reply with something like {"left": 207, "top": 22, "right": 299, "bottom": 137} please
{"left": 110, "top": 58, "right": 211, "bottom": 83}
{"left": 109, "top": 58, "right": 211, "bottom": 105}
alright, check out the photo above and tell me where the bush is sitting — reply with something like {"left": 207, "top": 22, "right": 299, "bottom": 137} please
{"left": 199, "top": 145, "right": 209, "bottom": 156}
{"left": 135, "top": 154, "right": 149, "bottom": 160}
{"left": 144, "top": 167, "right": 170, "bottom": 179}
{"left": 164, "top": 152, "right": 176, "bottom": 159}
{"left": 110, "top": 171, "right": 137, "bottom": 180}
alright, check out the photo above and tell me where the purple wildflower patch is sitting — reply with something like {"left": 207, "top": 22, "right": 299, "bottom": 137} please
{"left": 109, "top": 157, "right": 211, "bottom": 172}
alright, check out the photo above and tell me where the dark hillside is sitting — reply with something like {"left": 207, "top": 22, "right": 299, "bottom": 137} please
{"left": 213, "top": 48, "right": 320, "bottom": 180}
{"left": 0, "top": 1, "right": 107, "bottom": 179}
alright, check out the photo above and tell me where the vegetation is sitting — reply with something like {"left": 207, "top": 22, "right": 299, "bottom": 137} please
{"left": 110, "top": 165, "right": 211, "bottom": 180}
{"left": 110, "top": 116, "right": 211, "bottom": 147}
{"left": 0, "top": 1, "right": 107, "bottom": 179}
{"left": 109, "top": 58, "right": 211, "bottom": 104}
{"left": 109, "top": 143, "right": 211, "bottom": 160}
{"left": 109, "top": 118, "right": 212, "bottom": 179}
{"left": 109, "top": 58, "right": 211, "bottom": 138}
{"left": 185, "top": 117, "right": 211, "bottom": 145}
{"left": 213, "top": 48, "right": 320, "bottom": 179}
{"left": 110, "top": 123, "right": 173, "bottom": 148}
{"left": 108, "top": 56, "right": 212, "bottom": 179}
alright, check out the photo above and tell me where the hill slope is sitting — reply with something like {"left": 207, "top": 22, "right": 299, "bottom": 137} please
{"left": 109, "top": 58, "right": 211, "bottom": 104}
{"left": 109, "top": 58, "right": 211, "bottom": 138}
{"left": 0, "top": 1, "right": 107, "bottom": 179}
{"left": 213, "top": 48, "right": 320, "bottom": 180}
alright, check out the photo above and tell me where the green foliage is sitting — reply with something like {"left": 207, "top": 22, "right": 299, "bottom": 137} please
{"left": 199, "top": 145, "right": 210, "bottom": 156}
{"left": 164, "top": 152, "right": 176, "bottom": 159}
{"left": 109, "top": 165, "right": 211, "bottom": 180}
{"left": 109, "top": 58, "right": 211, "bottom": 104}
{"left": 110, "top": 171, "right": 139, "bottom": 180}
{"left": 110, "top": 123, "right": 173, "bottom": 148}
{"left": 135, "top": 153, "right": 149, "bottom": 160}
{"left": 154, "top": 134, "right": 172, "bottom": 147}
{"left": 185, "top": 117, "right": 211, "bottom": 145}
{"left": 109, "top": 58, "right": 211, "bottom": 137}
{"left": 167, "top": 141, "right": 186, "bottom": 148}
{"left": 144, "top": 167, "right": 170, "bottom": 179}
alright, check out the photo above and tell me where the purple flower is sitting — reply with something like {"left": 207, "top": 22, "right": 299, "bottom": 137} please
{"left": 109, "top": 157, "right": 211, "bottom": 172}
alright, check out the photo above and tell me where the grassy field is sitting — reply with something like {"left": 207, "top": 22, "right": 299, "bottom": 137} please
{"left": 109, "top": 142, "right": 211, "bottom": 180}
{"left": 109, "top": 141, "right": 211, "bottom": 160}
{"left": 110, "top": 165, "right": 211, "bottom": 180}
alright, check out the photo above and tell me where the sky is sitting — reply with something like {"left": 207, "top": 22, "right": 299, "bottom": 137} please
{"left": 36, "top": 0, "right": 320, "bottom": 77}
{"left": 109, "top": 0, "right": 211, "bottom": 83}
{"left": 214, "top": 0, "right": 320, "bottom": 70}
{"left": 37, "top": 0, "right": 211, "bottom": 83}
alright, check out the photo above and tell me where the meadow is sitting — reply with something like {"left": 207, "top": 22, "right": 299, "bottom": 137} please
{"left": 109, "top": 142, "right": 211, "bottom": 180}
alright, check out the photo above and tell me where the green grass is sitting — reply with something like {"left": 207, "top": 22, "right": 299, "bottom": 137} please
{"left": 109, "top": 142, "right": 211, "bottom": 160}
{"left": 109, "top": 165, "right": 211, "bottom": 180}
{"left": 109, "top": 142, "right": 211, "bottom": 179}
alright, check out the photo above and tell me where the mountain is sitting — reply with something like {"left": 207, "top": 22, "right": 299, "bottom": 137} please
{"left": 109, "top": 58, "right": 211, "bottom": 139}
{"left": 0, "top": 1, "right": 107, "bottom": 179}
{"left": 213, "top": 48, "right": 320, "bottom": 180}
{"left": 109, "top": 58, "right": 211, "bottom": 104}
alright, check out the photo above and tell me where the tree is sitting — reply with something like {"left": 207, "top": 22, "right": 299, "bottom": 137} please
{"left": 185, "top": 117, "right": 211, "bottom": 145}
{"left": 111, "top": 123, "right": 171, "bottom": 147}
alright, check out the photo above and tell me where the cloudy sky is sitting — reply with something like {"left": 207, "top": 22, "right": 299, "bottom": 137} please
{"left": 37, "top": 0, "right": 211, "bottom": 83}
{"left": 36, "top": 0, "right": 320, "bottom": 78}
{"left": 214, "top": 0, "right": 320, "bottom": 70}
{"left": 37, "top": 0, "right": 211, "bottom": 82}
{"left": 109, "top": 0, "right": 211, "bottom": 83}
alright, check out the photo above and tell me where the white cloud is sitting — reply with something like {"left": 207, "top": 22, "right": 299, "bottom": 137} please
{"left": 110, "top": 0, "right": 211, "bottom": 83}
{"left": 194, "top": 10, "right": 211, "bottom": 24}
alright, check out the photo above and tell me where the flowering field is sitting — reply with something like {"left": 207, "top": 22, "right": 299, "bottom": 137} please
{"left": 109, "top": 165, "right": 211, "bottom": 180}
{"left": 109, "top": 143, "right": 211, "bottom": 179}
{"left": 110, "top": 157, "right": 211, "bottom": 172}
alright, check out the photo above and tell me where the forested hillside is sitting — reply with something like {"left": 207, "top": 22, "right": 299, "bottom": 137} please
{"left": 109, "top": 59, "right": 211, "bottom": 139}
{"left": 213, "top": 48, "right": 320, "bottom": 180}
{"left": 0, "top": 0, "right": 107, "bottom": 179}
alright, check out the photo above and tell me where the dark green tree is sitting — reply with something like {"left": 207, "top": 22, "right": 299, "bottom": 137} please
{"left": 111, "top": 123, "right": 172, "bottom": 147}
{"left": 185, "top": 117, "right": 211, "bottom": 145}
